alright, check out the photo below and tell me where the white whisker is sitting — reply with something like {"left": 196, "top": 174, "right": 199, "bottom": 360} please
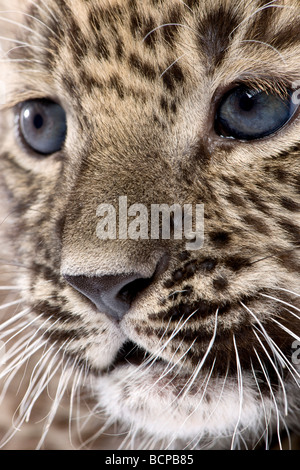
{"left": 0, "top": 285, "right": 20, "bottom": 290}
{"left": 240, "top": 39, "right": 287, "bottom": 64}
{"left": 271, "top": 287, "right": 300, "bottom": 297}
{"left": 148, "top": 338, "right": 196, "bottom": 392}
{"left": 1, "top": 329, "right": 33, "bottom": 364}
{"left": 0, "top": 58, "right": 44, "bottom": 64}
{"left": 36, "top": 358, "right": 74, "bottom": 449}
{"left": 265, "top": 334, "right": 300, "bottom": 383}
{"left": 0, "top": 309, "right": 30, "bottom": 334}
{"left": 187, "top": 365, "right": 229, "bottom": 450}
{"left": 143, "top": 23, "right": 194, "bottom": 43}
{"left": 270, "top": 317, "right": 300, "bottom": 343}
{"left": 160, "top": 53, "right": 187, "bottom": 78}
{"left": 0, "top": 16, "right": 45, "bottom": 39}
{"left": 253, "top": 347, "right": 283, "bottom": 450}
{"left": 18, "top": 343, "right": 58, "bottom": 415}
{"left": 260, "top": 292, "right": 300, "bottom": 314}
{"left": 250, "top": 360, "right": 271, "bottom": 450}
{"left": 229, "top": 1, "right": 291, "bottom": 38}
{"left": 0, "top": 320, "right": 29, "bottom": 339}
{"left": 0, "top": 298, "right": 22, "bottom": 312}
{"left": 28, "top": 0, "right": 58, "bottom": 23}
{"left": 21, "top": 349, "right": 62, "bottom": 423}
{"left": 1, "top": 312, "right": 42, "bottom": 348}
{"left": 252, "top": 328, "right": 288, "bottom": 416}
{"left": 0, "top": 11, "right": 58, "bottom": 37}
{"left": 166, "top": 358, "right": 217, "bottom": 450}
{"left": 240, "top": 301, "right": 286, "bottom": 369}
{"left": 180, "top": 308, "right": 218, "bottom": 399}
{"left": 0, "top": 337, "right": 47, "bottom": 379}
{"left": 178, "top": 1, "right": 193, "bottom": 13}
{"left": 120, "top": 310, "right": 199, "bottom": 384}
{"left": 68, "top": 364, "right": 85, "bottom": 448}
{"left": 231, "top": 334, "right": 243, "bottom": 450}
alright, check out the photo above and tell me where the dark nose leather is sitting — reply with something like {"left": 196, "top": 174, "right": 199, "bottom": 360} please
{"left": 63, "top": 272, "right": 153, "bottom": 321}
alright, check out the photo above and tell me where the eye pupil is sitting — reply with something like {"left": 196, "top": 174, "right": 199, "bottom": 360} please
{"left": 239, "top": 93, "right": 255, "bottom": 112}
{"left": 33, "top": 114, "right": 44, "bottom": 130}
{"left": 19, "top": 99, "right": 67, "bottom": 155}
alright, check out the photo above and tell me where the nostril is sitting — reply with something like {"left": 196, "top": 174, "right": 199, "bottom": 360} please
{"left": 117, "top": 277, "right": 153, "bottom": 304}
{"left": 63, "top": 272, "right": 153, "bottom": 322}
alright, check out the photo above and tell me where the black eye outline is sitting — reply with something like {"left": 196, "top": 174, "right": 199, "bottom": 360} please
{"left": 214, "top": 85, "right": 299, "bottom": 141}
{"left": 16, "top": 99, "right": 67, "bottom": 156}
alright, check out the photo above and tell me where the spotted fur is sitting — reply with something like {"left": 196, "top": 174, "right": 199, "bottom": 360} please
{"left": 0, "top": 0, "right": 300, "bottom": 449}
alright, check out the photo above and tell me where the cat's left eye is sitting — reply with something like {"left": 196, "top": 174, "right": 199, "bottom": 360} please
{"left": 215, "top": 86, "right": 298, "bottom": 141}
{"left": 18, "top": 99, "right": 67, "bottom": 155}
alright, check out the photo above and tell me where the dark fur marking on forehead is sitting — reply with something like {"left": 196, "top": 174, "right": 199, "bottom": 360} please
{"left": 143, "top": 16, "right": 158, "bottom": 49}
{"left": 160, "top": 96, "right": 169, "bottom": 113}
{"left": 129, "top": 53, "right": 157, "bottom": 81}
{"left": 162, "top": 62, "right": 185, "bottom": 92}
{"left": 130, "top": 10, "right": 144, "bottom": 39}
{"left": 88, "top": 7, "right": 105, "bottom": 31}
{"left": 80, "top": 70, "right": 104, "bottom": 93}
{"left": 94, "top": 33, "right": 111, "bottom": 61}
{"left": 196, "top": 4, "right": 242, "bottom": 69}
{"left": 115, "top": 37, "right": 125, "bottom": 60}
{"left": 61, "top": 73, "right": 76, "bottom": 95}
{"left": 130, "top": 10, "right": 159, "bottom": 47}
{"left": 162, "top": 6, "right": 183, "bottom": 46}
{"left": 269, "top": 19, "right": 300, "bottom": 50}
{"left": 110, "top": 73, "right": 125, "bottom": 99}
{"left": 244, "top": 0, "right": 280, "bottom": 42}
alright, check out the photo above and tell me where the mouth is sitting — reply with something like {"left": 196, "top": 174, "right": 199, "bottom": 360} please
{"left": 109, "top": 341, "right": 155, "bottom": 370}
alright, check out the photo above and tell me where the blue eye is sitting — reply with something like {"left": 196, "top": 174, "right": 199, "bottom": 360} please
{"left": 215, "top": 86, "right": 298, "bottom": 141}
{"left": 19, "top": 100, "right": 67, "bottom": 155}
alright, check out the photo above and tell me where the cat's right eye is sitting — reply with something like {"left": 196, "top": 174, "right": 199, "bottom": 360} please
{"left": 18, "top": 99, "right": 67, "bottom": 155}
{"left": 215, "top": 85, "right": 298, "bottom": 141}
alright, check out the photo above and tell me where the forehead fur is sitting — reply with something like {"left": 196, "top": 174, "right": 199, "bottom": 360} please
{"left": 1, "top": 0, "right": 300, "bottom": 105}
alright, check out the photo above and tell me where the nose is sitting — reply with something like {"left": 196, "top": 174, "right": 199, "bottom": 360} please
{"left": 63, "top": 272, "right": 154, "bottom": 322}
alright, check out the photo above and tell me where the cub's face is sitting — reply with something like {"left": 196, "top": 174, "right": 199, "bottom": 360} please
{"left": 0, "top": 0, "right": 300, "bottom": 448}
